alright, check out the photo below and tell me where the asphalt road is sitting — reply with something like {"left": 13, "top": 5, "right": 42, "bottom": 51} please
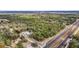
{"left": 44, "top": 19, "right": 79, "bottom": 48}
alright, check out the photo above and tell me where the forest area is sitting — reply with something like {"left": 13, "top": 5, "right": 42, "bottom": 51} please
{"left": 0, "top": 13, "right": 79, "bottom": 48}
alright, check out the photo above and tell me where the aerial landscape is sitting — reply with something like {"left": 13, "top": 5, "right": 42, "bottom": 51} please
{"left": 0, "top": 11, "right": 79, "bottom": 48}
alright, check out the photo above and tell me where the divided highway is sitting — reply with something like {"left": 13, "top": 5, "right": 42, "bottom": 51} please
{"left": 44, "top": 19, "right": 79, "bottom": 48}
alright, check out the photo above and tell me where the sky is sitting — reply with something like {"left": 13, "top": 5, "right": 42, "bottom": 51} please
{"left": 0, "top": 0, "right": 79, "bottom": 11}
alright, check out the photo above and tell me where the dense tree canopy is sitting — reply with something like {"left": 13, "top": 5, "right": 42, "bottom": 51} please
{"left": 0, "top": 14, "right": 79, "bottom": 47}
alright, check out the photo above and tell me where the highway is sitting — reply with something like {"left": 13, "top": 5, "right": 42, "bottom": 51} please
{"left": 43, "top": 19, "right": 79, "bottom": 48}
